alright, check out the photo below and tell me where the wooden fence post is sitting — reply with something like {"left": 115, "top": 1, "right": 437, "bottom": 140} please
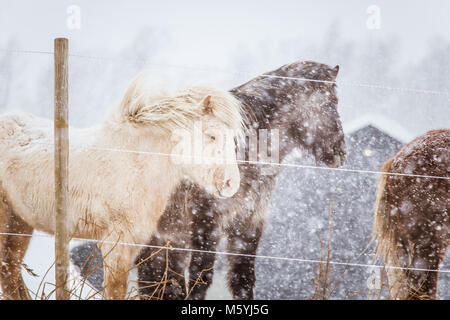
{"left": 54, "top": 37, "right": 70, "bottom": 300}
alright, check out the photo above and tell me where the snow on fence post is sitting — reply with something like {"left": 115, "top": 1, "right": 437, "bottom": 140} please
{"left": 54, "top": 37, "right": 70, "bottom": 300}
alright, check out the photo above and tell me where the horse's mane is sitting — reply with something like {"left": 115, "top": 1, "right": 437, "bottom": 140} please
{"left": 111, "top": 73, "right": 244, "bottom": 137}
{"left": 230, "top": 60, "right": 339, "bottom": 130}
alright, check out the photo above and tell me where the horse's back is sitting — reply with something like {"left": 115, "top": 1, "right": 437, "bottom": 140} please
{"left": 392, "top": 129, "right": 449, "bottom": 175}
{"left": 389, "top": 129, "right": 449, "bottom": 215}
{"left": 384, "top": 129, "right": 449, "bottom": 228}
{"left": 0, "top": 111, "right": 52, "bottom": 151}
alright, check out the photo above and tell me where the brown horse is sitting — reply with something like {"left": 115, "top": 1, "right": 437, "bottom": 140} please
{"left": 135, "top": 60, "right": 347, "bottom": 299}
{"left": 373, "top": 129, "right": 449, "bottom": 299}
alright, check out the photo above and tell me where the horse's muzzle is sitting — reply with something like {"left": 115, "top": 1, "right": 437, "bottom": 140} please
{"left": 332, "top": 152, "right": 347, "bottom": 168}
{"left": 215, "top": 178, "right": 239, "bottom": 198}
{"left": 325, "top": 141, "right": 347, "bottom": 168}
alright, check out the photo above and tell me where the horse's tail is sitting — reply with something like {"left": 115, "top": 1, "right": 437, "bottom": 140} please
{"left": 372, "top": 157, "right": 410, "bottom": 299}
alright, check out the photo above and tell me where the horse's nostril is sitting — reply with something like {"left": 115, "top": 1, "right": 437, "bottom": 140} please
{"left": 225, "top": 179, "right": 232, "bottom": 188}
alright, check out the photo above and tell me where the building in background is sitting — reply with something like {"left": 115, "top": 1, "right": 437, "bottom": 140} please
{"left": 255, "top": 117, "right": 448, "bottom": 299}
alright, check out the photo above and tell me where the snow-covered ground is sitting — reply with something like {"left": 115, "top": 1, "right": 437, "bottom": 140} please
{"left": 3, "top": 232, "right": 231, "bottom": 300}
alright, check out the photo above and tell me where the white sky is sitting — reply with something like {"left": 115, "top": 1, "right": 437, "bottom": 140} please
{"left": 1, "top": 0, "right": 450, "bottom": 67}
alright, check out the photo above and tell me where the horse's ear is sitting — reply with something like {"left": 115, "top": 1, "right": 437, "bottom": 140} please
{"left": 119, "top": 72, "right": 147, "bottom": 123}
{"left": 202, "top": 95, "right": 214, "bottom": 115}
{"left": 330, "top": 65, "right": 339, "bottom": 80}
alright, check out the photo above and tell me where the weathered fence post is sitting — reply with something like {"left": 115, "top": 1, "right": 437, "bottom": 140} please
{"left": 54, "top": 37, "right": 70, "bottom": 300}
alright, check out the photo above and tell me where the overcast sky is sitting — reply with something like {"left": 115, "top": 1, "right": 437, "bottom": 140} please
{"left": 2, "top": 0, "right": 450, "bottom": 66}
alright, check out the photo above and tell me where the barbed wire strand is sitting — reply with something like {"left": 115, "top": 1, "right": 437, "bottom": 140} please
{"left": 2, "top": 48, "right": 450, "bottom": 97}
{"left": 1, "top": 231, "right": 449, "bottom": 275}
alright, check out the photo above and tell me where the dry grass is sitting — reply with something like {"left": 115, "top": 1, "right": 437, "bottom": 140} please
{"left": 1, "top": 240, "right": 213, "bottom": 300}
{"left": 310, "top": 190, "right": 392, "bottom": 300}
{"left": 310, "top": 190, "right": 349, "bottom": 299}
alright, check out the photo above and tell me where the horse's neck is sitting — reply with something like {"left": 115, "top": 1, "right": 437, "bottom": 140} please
{"left": 261, "top": 125, "right": 297, "bottom": 164}
{"left": 97, "top": 124, "right": 184, "bottom": 197}
{"left": 278, "top": 134, "right": 298, "bottom": 163}
{"left": 242, "top": 97, "right": 301, "bottom": 164}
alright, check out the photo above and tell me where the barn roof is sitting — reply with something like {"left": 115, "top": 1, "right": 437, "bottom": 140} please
{"left": 343, "top": 114, "right": 414, "bottom": 143}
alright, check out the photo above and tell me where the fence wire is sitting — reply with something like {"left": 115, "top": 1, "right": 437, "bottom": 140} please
{"left": 0, "top": 137, "right": 448, "bottom": 180}
{"left": 2, "top": 48, "right": 450, "bottom": 97}
{"left": 1, "top": 231, "right": 449, "bottom": 275}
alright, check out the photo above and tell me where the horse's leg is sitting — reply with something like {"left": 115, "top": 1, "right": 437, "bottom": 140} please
{"left": 187, "top": 214, "right": 221, "bottom": 300}
{"left": 225, "top": 217, "right": 264, "bottom": 300}
{"left": 0, "top": 196, "right": 8, "bottom": 299}
{"left": 383, "top": 228, "right": 449, "bottom": 300}
{"left": 0, "top": 209, "right": 33, "bottom": 300}
{"left": 401, "top": 240, "right": 449, "bottom": 300}
{"left": 100, "top": 243, "right": 139, "bottom": 300}
{"left": 164, "top": 248, "right": 190, "bottom": 299}
{"left": 136, "top": 236, "right": 189, "bottom": 300}
{"left": 136, "top": 243, "right": 167, "bottom": 299}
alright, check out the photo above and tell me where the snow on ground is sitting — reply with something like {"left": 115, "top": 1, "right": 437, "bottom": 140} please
{"left": 21, "top": 232, "right": 55, "bottom": 299}
{"left": 2, "top": 232, "right": 231, "bottom": 300}
{"left": 205, "top": 270, "right": 232, "bottom": 300}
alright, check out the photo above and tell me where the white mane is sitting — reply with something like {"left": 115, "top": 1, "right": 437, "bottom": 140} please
{"left": 110, "top": 73, "right": 245, "bottom": 138}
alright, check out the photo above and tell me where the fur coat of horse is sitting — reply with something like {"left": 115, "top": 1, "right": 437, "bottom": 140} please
{"left": 0, "top": 75, "right": 244, "bottom": 299}
{"left": 374, "top": 129, "right": 449, "bottom": 299}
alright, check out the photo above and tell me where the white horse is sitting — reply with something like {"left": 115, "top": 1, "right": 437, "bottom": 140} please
{"left": 0, "top": 74, "right": 244, "bottom": 299}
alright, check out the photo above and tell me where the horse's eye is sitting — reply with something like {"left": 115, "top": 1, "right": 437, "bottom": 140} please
{"left": 209, "top": 135, "right": 216, "bottom": 141}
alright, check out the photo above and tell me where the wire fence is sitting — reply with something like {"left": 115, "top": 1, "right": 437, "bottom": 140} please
{"left": 2, "top": 48, "right": 450, "bottom": 97}
{"left": 1, "top": 231, "right": 449, "bottom": 275}
{"left": 0, "top": 47, "right": 449, "bottom": 283}
{"left": 0, "top": 137, "right": 448, "bottom": 180}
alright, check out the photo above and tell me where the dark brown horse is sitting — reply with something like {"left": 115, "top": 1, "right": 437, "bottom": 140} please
{"left": 373, "top": 129, "right": 449, "bottom": 299}
{"left": 135, "top": 60, "right": 347, "bottom": 300}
